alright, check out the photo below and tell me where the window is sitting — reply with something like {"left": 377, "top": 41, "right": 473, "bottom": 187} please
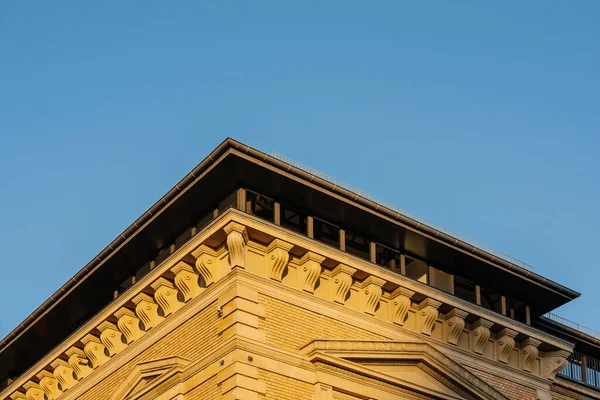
{"left": 246, "top": 190, "right": 274, "bottom": 221}
{"left": 480, "top": 287, "right": 503, "bottom": 314}
{"left": 281, "top": 205, "right": 307, "bottom": 235}
{"left": 506, "top": 296, "right": 527, "bottom": 323}
{"left": 405, "top": 256, "right": 428, "bottom": 283}
{"left": 345, "top": 230, "right": 370, "bottom": 260}
{"left": 454, "top": 275, "right": 477, "bottom": 303}
{"left": 314, "top": 218, "right": 339, "bottom": 248}
{"left": 375, "top": 244, "right": 400, "bottom": 270}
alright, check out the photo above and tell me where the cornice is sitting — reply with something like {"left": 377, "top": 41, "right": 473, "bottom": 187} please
{"left": 0, "top": 210, "right": 576, "bottom": 400}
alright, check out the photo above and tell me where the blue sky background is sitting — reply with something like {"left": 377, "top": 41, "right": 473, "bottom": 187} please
{"left": 1, "top": 1, "right": 599, "bottom": 337}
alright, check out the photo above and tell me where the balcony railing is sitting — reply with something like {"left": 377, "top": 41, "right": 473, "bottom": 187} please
{"left": 559, "top": 351, "right": 600, "bottom": 389}
{"left": 270, "top": 150, "right": 535, "bottom": 272}
{"left": 544, "top": 312, "right": 600, "bottom": 340}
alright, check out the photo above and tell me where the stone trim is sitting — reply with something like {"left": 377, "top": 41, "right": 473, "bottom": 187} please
{"left": 0, "top": 212, "right": 573, "bottom": 400}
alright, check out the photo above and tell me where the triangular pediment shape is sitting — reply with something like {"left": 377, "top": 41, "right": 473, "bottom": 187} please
{"left": 302, "top": 340, "right": 508, "bottom": 400}
{"left": 109, "top": 356, "right": 190, "bottom": 400}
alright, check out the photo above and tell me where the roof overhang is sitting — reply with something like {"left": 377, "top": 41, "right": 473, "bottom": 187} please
{"left": 0, "top": 138, "right": 579, "bottom": 385}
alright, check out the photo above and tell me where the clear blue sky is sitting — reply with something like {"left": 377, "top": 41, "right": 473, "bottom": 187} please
{"left": 1, "top": 2, "right": 599, "bottom": 337}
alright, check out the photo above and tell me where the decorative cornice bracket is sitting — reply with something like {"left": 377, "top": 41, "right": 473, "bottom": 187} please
{"left": 388, "top": 286, "right": 414, "bottom": 325}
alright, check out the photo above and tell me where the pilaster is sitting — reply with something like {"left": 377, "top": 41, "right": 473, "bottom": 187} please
{"left": 218, "top": 284, "right": 265, "bottom": 342}
{"left": 218, "top": 361, "right": 265, "bottom": 400}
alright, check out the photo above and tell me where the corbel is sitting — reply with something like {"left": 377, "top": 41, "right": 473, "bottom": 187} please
{"left": 192, "top": 244, "right": 221, "bottom": 286}
{"left": 471, "top": 318, "right": 494, "bottom": 355}
{"left": 443, "top": 308, "right": 469, "bottom": 345}
{"left": 114, "top": 307, "right": 144, "bottom": 344}
{"left": 330, "top": 264, "right": 356, "bottom": 304}
{"left": 151, "top": 277, "right": 183, "bottom": 317}
{"left": 267, "top": 239, "right": 294, "bottom": 282}
{"left": 132, "top": 293, "right": 164, "bottom": 330}
{"left": 520, "top": 337, "right": 542, "bottom": 372}
{"left": 50, "top": 358, "right": 79, "bottom": 391}
{"left": 415, "top": 298, "right": 441, "bottom": 336}
{"left": 35, "top": 370, "right": 63, "bottom": 399}
{"left": 171, "top": 261, "right": 202, "bottom": 302}
{"left": 81, "top": 334, "right": 110, "bottom": 369}
{"left": 541, "top": 350, "right": 571, "bottom": 381}
{"left": 97, "top": 321, "right": 127, "bottom": 356}
{"left": 22, "top": 381, "right": 45, "bottom": 400}
{"left": 65, "top": 347, "right": 93, "bottom": 380}
{"left": 495, "top": 328, "right": 518, "bottom": 364}
{"left": 359, "top": 276, "right": 386, "bottom": 316}
{"left": 223, "top": 221, "right": 248, "bottom": 270}
{"left": 297, "top": 252, "right": 326, "bottom": 293}
{"left": 388, "top": 286, "right": 415, "bottom": 326}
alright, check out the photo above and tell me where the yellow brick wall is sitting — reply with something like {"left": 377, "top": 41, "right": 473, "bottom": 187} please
{"left": 466, "top": 366, "right": 536, "bottom": 400}
{"left": 259, "top": 369, "right": 313, "bottom": 400}
{"left": 259, "top": 294, "right": 388, "bottom": 351}
{"left": 78, "top": 300, "right": 219, "bottom": 400}
{"left": 185, "top": 375, "right": 220, "bottom": 400}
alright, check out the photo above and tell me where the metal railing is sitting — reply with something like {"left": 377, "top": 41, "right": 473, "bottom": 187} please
{"left": 559, "top": 351, "right": 600, "bottom": 389}
{"left": 544, "top": 313, "right": 600, "bottom": 340}
{"left": 270, "top": 151, "right": 534, "bottom": 272}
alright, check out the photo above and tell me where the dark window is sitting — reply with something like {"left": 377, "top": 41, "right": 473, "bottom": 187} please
{"left": 281, "top": 205, "right": 307, "bottom": 235}
{"left": 454, "top": 275, "right": 477, "bottom": 303}
{"left": 506, "top": 296, "right": 527, "bottom": 323}
{"left": 376, "top": 244, "right": 400, "bottom": 269}
{"left": 405, "top": 256, "right": 428, "bottom": 283}
{"left": 345, "top": 231, "right": 370, "bottom": 261}
{"left": 480, "top": 287, "right": 503, "bottom": 314}
{"left": 314, "top": 218, "right": 339, "bottom": 248}
{"left": 246, "top": 190, "right": 274, "bottom": 221}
